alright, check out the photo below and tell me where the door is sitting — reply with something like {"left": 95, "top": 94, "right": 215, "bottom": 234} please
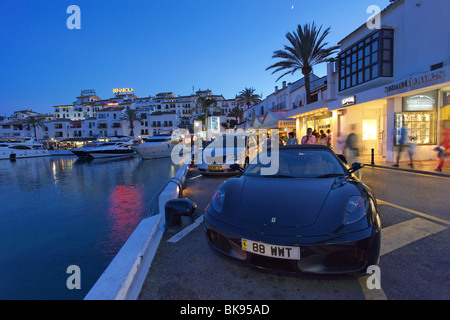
{"left": 362, "top": 118, "right": 378, "bottom": 155}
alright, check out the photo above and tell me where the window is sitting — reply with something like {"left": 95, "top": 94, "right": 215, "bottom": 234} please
{"left": 339, "top": 29, "right": 394, "bottom": 91}
{"left": 395, "top": 112, "right": 436, "bottom": 145}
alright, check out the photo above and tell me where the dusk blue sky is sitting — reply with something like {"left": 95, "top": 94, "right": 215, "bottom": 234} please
{"left": 0, "top": 0, "right": 391, "bottom": 116}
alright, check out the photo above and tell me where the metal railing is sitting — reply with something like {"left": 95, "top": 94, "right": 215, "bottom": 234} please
{"left": 145, "top": 176, "right": 184, "bottom": 217}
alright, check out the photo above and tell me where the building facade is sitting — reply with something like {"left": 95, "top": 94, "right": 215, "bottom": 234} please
{"left": 285, "top": 0, "right": 450, "bottom": 162}
{"left": 1, "top": 88, "right": 236, "bottom": 142}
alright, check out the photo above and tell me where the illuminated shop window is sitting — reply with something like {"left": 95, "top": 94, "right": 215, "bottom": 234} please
{"left": 363, "top": 119, "right": 377, "bottom": 140}
{"left": 395, "top": 112, "right": 437, "bottom": 145}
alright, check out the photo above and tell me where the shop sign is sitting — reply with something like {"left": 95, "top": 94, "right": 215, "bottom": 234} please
{"left": 208, "top": 116, "right": 220, "bottom": 133}
{"left": 318, "top": 124, "right": 331, "bottom": 129}
{"left": 278, "top": 120, "right": 296, "bottom": 128}
{"left": 81, "top": 89, "right": 96, "bottom": 96}
{"left": 402, "top": 90, "right": 437, "bottom": 112}
{"left": 113, "top": 88, "right": 134, "bottom": 94}
{"left": 385, "top": 70, "right": 445, "bottom": 96}
{"left": 341, "top": 96, "right": 356, "bottom": 107}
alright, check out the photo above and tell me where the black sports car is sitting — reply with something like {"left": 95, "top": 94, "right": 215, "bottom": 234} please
{"left": 204, "top": 145, "right": 381, "bottom": 275}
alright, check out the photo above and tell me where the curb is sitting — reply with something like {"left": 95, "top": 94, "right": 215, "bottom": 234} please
{"left": 363, "top": 163, "right": 450, "bottom": 178}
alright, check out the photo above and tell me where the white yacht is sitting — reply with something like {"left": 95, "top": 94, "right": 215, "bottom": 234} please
{"left": 72, "top": 139, "right": 136, "bottom": 159}
{"left": 71, "top": 141, "right": 105, "bottom": 159}
{"left": 131, "top": 134, "right": 176, "bottom": 160}
{"left": 0, "top": 137, "right": 50, "bottom": 160}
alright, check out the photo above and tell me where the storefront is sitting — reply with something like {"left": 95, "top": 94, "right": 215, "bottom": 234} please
{"left": 304, "top": 111, "right": 333, "bottom": 134}
{"left": 394, "top": 90, "right": 438, "bottom": 146}
{"left": 440, "top": 91, "right": 450, "bottom": 155}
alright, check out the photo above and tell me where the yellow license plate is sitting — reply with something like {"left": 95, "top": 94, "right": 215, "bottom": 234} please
{"left": 242, "top": 239, "right": 300, "bottom": 260}
{"left": 208, "top": 166, "right": 222, "bottom": 170}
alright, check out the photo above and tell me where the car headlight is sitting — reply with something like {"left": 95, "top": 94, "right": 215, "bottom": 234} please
{"left": 212, "top": 190, "right": 225, "bottom": 213}
{"left": 343, "top": 196, "right": 367, "bottom": 225}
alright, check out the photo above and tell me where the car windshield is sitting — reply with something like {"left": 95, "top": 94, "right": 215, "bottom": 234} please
{"left": 244, "top": 149, "right": 346, "bottom": 178}
{"left": 207, "top": 135, "right": 247, "bottom": 149}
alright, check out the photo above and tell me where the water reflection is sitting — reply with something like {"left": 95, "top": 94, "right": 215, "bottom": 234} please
{"left": 0, "top": 156, "right": 180, "bottom": 299}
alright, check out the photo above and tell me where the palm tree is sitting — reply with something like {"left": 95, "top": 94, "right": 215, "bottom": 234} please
{"left": 23, "top": 116, "right": 46, "bottom": 140}
{"left": 120, "top": 108, "right": 141, "bottom": 137}
{"left": 235, "top": 87, "right": 261, "bottom": 111}
{"left": 266, "top": 22, "right": 339, "bottom": 105}
{"left": 191, "top": 97, "right": 221, "bottom": 130}
{"left": 228, "top": 106, "right": 244, "bottom": 128}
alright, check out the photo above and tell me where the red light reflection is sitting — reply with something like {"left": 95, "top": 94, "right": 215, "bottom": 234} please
{"left": 107, "top": 185, "right": 145, "bottom": 248}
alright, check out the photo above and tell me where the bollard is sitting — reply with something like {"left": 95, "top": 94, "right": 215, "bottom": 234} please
{"left": 165, "top": 198, "right": 197, "bottom": 228}
{"left": 371, "top": 148, "right": 375, "bottom": 165}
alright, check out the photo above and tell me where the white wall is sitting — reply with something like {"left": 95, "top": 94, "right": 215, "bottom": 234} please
{"left": 340, "top": 0, "right": 450, "bottom": 82}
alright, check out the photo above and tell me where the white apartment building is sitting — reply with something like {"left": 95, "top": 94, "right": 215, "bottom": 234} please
{"left": 1, "top": 87, "right": 237, "bottom": 141}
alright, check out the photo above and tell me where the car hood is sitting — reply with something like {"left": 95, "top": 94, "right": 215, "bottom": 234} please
{"left": 238, "top": 176, "right": 334, "bottom": 228}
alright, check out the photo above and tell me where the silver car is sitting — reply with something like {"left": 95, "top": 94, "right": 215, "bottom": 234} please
{"left": 198, "top": 133, "right": 259, "bottom": 175}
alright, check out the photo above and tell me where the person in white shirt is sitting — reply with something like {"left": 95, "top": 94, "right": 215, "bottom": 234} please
{"left": 335, "top": 132, "right": 345, "bottom": 154}
{"left": 301, "top": 128, "right": 317, "bottom": 145}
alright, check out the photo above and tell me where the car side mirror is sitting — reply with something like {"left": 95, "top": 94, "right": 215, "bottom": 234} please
{"left": 348, "top": 162, "right": 364, "bottom": 174}
{"left": 229, "top": 163, "right": 244, "bottom": 173}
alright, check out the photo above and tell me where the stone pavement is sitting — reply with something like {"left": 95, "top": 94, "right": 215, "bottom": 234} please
{"left": 359, "top": 154, "right": 450, "bottom": 177}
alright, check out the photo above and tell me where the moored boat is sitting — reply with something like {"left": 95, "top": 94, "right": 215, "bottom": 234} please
{"left": 131, "top": 134, "right": 176, "bottom": 160}
{"left": 0, "top": 137, "right": 50, "bottom": 160}
{"left": 72, "top": 137, "right": 137, "bottom": 159}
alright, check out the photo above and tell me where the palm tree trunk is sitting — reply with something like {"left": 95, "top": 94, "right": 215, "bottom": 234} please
{"left": 302, "top": 68, "right": 312, "bottom": 105}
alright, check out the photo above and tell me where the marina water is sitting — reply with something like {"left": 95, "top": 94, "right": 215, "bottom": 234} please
{"left": 0, "top": 155, "right": 180, "bottom": 299}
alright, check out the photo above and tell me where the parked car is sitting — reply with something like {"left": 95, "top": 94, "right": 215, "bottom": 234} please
{"left": 197, "top": 133, "right": 259, "bottom": 175}
{"left": 203, "top": 145, "right": 381, "bottom": 275}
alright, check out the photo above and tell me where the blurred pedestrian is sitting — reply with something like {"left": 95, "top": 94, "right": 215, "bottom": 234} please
{"left": 434, "top": 145, "right": 446, "bottom": 172}
{"left": 301, "top": 128, "right": 317, "bottom": 145}
{"left": 345, "top": 124, "right": 361, "bottom": 179}
{"left": 393, "top": 123, "right": 408, "bottom": 167}
{"left": 326, "top": 129, "right": 332, "bottom": 148}
{"left": 335, "top": 132, "right": 345, "bottom": 155}
{"left": 407, "top": 136, "right": 416, "bottom": 168}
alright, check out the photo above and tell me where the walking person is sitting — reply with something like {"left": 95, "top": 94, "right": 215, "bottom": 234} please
{"left": 345, "top": 125, "right": 361, "bottom": 179}
{"left": 434, "top": 145, "right": 446, "bottom": 172}
{"left": 407, "top": 136, "right": 416, "bottom": 168}
{"left": 393, "top": 123, "right": 408, "bottom": 167}
{"left": 335, "top": 132, "right": 345, "bottom": 155}
{"left": 326, "top": 129, "right": 332, "bottom": 149}
{"left": 301, "top": 128, "right": 317, "bottom": 145}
